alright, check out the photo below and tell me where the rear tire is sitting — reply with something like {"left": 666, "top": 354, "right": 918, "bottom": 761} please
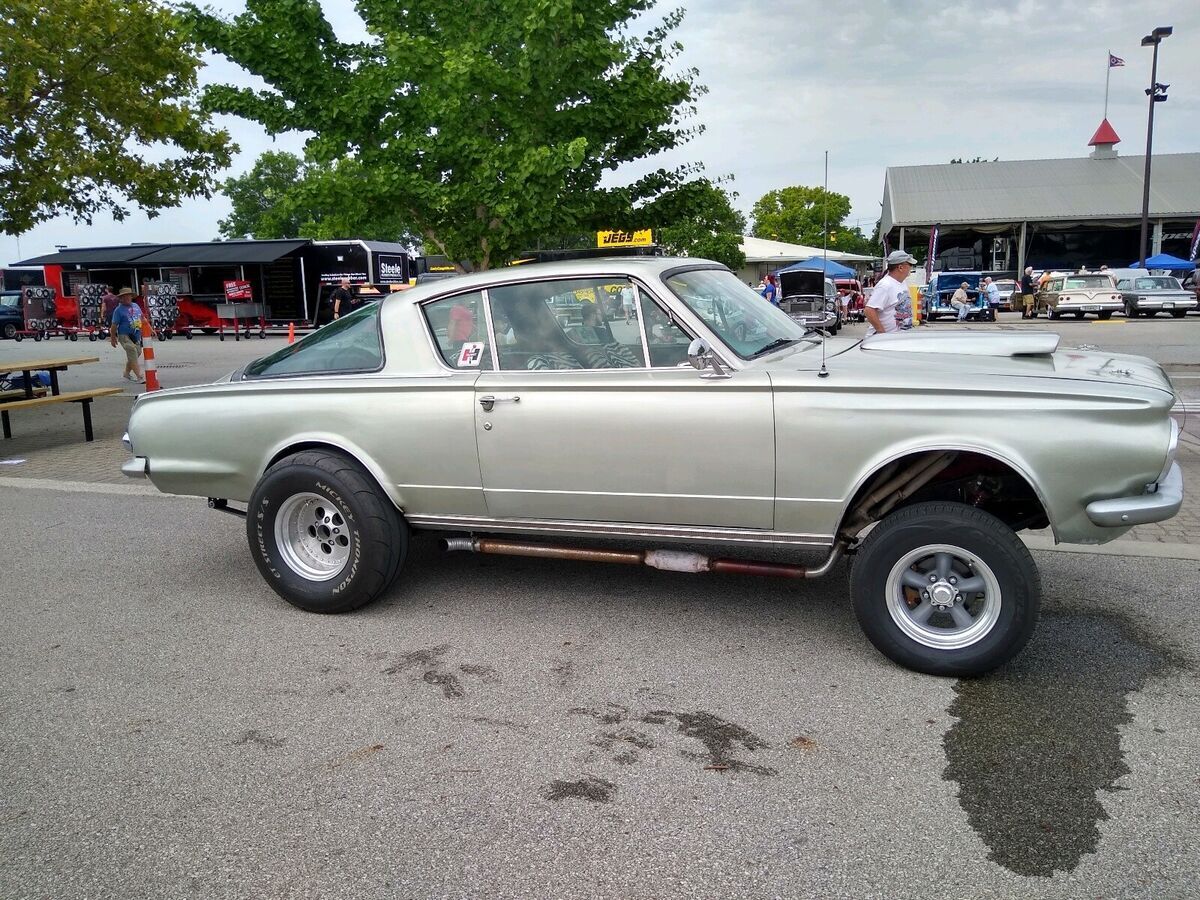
{"left": 246, "top": 450, "right": 408, "bottom": 613}
{"left": 1171, "top": 310, "right": 1186, "bottom": 319}
{"left": 849, "top": 501, "right": 1040, "bottom": 676}
{"left": 1097, "top": 311, "right": 1112, "bottom": 320}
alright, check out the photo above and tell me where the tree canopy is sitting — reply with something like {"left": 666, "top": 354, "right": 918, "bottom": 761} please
{"left": 0, "top": 0, "right": 234, "bottom": 235}
{"left": 218, "top": 151, "right": 416, "bottom": 244}
{"left": 642, "top": 179, "right": 746, "bottom": 269}
{"left": 750, "top": 185, "right": 876, "bottom": 255}
{"left": 186, "top": 0, "right": 706, "bottom": 270}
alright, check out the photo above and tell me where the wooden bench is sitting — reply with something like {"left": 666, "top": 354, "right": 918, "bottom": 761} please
{"left": 1, "top": 388, "right": 124, "bottom": 442}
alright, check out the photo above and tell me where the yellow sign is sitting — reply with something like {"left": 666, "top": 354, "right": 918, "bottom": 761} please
{"left": 596, "top": 229, "right": 653, "bottom": 248}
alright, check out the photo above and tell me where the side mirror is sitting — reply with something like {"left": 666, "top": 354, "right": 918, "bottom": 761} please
{"left": 687, "top": 338, "right": 730, "bottom": 378}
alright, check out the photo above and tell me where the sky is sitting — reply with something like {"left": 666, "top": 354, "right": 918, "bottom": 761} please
{"left": 4, "top": 0, "right": 1199, "bottom": 264}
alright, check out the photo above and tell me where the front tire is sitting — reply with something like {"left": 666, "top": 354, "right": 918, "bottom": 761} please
{"left": 247, "top": 450, "right": 408, "bottom": 613}
{"left": 849, "top": 501, "right": 1040, "bottom": 676}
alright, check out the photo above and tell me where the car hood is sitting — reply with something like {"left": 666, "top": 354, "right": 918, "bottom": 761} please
{"left": 852, "top": 332, "right": 1174, "bottom": 394}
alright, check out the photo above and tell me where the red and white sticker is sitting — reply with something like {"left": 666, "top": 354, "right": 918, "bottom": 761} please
{"left": 457, "top": 342, "right": 485, "bottom": 367}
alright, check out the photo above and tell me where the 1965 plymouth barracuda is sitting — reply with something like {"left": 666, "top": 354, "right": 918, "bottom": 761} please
{"left": 122, "top": 258, "right": 1184, "bottom": 676}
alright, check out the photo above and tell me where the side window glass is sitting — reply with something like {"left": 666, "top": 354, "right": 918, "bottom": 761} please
{"left": 639, "top": 290, "right": 692, "bottom": 367}
{"left": 489, "top": 278, "right": 647, "bottom": 370}
{"left": 244, "top": 303, "right": 382, "bottom": 377}
{"left": 422, "top": 291, "right": 493, "bottom": 370}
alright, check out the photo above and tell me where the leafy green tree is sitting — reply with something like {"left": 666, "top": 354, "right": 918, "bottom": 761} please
{"left": 218, "top": 151, "right": 416, "bottom": 243}
{"left": 641, "top": 179, "right": 746, "bottom": 269}
{"left": 0, "top": 0, "right": 234, "bottom": 234}
{"left": 186, "top": 0, "right": 705, "bottom": 270}
{"left": 750, "top": 185, "right": 854, "bottom": 248}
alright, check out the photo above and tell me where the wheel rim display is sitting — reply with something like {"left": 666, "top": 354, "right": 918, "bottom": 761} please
{"left": 274, "top": 492, "right": 353, "bottom": 581}
{"left": 885, "top": 543, "right": 1002, "bottom": 650}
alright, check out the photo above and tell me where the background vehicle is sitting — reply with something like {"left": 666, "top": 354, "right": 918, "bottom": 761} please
{"left": 1037, "top": 273, "right": 1122, "bottom": 320}
{"left": 835, "top": 278, "right": 866, "bottom": 322}
{"left": 991, "top": 279, "right": 1018, "bottom": 312}
{"left": 922, "top": 272, "right": 993, "bottom": 321}
{"left": 778, "top": 270, "right": 839, "bottom": 333}
{"left": 1113, "top": 273, "right": 1198, "bottom": 318}
{"left": 123, "top": 258, "right": 1182, "bottom": 678}
{"left": 1, "top": 290, "right": 22, "bottom": 339}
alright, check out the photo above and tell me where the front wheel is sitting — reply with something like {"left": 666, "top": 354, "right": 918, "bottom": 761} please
{"left": 849, "top": 501, "right": 1040, "bottom": 676}
{"left": 247, "top": 450, "right": 408, "bottom": 613}
{"left": 1, "top": 323, "right": 15, "bottom": 339}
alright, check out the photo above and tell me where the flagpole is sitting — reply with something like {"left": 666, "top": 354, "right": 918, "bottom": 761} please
{"left": 1104, "top": 50, "right": 1111, "bottom": 118}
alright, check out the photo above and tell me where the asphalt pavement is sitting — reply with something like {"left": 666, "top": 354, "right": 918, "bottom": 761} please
{"left": 2, "top": 314, "right": 1199, "bottom": 898}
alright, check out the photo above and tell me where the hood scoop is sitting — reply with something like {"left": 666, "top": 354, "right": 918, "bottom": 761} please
{"left": 862, "top": 332, "right": 1060, "bottom": 357}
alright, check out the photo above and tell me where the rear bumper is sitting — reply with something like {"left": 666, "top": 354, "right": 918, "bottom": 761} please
{"left": 1086, "top": 463, "right": 1183, "bottom": 527}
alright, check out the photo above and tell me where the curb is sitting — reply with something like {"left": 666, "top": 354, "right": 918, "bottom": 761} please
{"left": 1022, "top": 533, "right": 1200, "bottom": 562}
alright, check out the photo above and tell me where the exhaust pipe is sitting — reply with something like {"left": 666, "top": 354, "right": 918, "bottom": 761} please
{"left": 441, "top": 536, "right": 845, "bottom": 580}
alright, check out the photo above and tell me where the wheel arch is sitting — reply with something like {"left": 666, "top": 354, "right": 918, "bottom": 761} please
{"left": 261, "top": 437, "right": 404, "bottom": 513}
{"left": 835, "top": 444, "right": 1056, "bottom": 542}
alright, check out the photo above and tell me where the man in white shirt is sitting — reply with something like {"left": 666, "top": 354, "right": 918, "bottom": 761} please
{"left": 865, "top": 250, "right": 918, "bottom": 335}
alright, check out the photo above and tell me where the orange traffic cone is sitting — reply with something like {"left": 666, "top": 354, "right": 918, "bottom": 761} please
{"left": 287, "top": 321, "right": 296, "bottom": 344}
{"left": 142, "top": 328, "right": 160, "bottom": 392}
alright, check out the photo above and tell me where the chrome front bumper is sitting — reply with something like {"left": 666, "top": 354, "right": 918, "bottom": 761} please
{"left": 122, "top": 456, "right": 148, "bottom": 479}
{"left": 1086, "top": 463, "right": 1184, "bottom": 527}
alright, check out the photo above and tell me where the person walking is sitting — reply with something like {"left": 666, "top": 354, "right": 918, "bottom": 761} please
{"left": 951, "top": 282, "right": 971, "bottom": 321}
{"left": 864, "top": 250, "right": 918, "bottom": 335}
{"left": 99, "top": 285, "right": 120, "bottom": 332}
{"left": 1020, "top": 266, "right": 1037, "bottom": 319}
{"left": 109, "top": 287, "right": 144, "bottom": 383}
{"left": 620, "top": 283, "right": 636, "bottom": 324}
{"left": 330, "top": 278, "right": 356, "bottom": 320}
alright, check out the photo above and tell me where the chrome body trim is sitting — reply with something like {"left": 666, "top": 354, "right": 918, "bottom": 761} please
{"left": 404, "top": 514, "right": 835, "bottom": 547}
{"left": 122, "top": 456, "right": 148, "bottom": 479}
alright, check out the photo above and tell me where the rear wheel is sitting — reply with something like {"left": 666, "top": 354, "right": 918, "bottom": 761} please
{"left": 1171, "top": 310, "right": 1186, "bottom": 319}
{"left": 1097, "top": 311, "right": 1112, "bottom": 320}
{"left": 849, "top": 501, "right": 1040, "bottom": 676}
{"left": 1074, "top": 311, "right": 1085, "bottom": 319}
{"left": 1126, "top": 303, "right": 1139, "bottom": 318}
{"left": 247, "top": 450, "right": 408, "bottom": 613}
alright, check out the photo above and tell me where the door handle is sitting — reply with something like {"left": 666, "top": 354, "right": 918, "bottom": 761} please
{"left": 478, "top": 394, "right": 520, "bottom": 411}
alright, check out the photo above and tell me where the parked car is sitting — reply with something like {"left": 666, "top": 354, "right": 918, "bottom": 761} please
{"left": 1, "top": 290, "right": 22, "bottom": 339}
{"left": 834, "top": 278, "right": 866, "bottom": 322}
{"left": 123, "top": 258, "right": 1183, "bottom": 677}
{"left": 1112, "top": 272, "right": 1198, "bottom": 318}
{"left": 1036, "top": 273, "right": 1122, "bottom": 320}
{"left": 921, "top": 272, "right": 994, "bottom": 322}
{"left": 990, "top": 279, "right": 1018, "bottom": 312}
{"left": 778, "top": 270, "right": 840, "bottom": 333}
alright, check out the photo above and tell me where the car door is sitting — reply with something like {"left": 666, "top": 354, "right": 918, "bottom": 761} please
{"left": 472, "top": 277, "right": 775, "bottom": 529}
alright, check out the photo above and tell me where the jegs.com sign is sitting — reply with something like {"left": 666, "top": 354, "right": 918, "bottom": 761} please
{"left": 596, "top": 229, "right": 653, "bottom": 248}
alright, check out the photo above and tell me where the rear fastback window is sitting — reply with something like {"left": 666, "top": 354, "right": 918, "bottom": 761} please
{"left": 244, "top": 304, "right": 383, "bottom": 378}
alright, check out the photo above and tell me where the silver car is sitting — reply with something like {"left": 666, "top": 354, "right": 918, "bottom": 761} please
{"left": 1115, "top": 274, "right": 1199, "bottom": 318}
{"left": 123, "top": 258, "right": 1184, "bottom": 676}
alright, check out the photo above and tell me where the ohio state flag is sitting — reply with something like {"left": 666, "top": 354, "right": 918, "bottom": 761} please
{"left": 1109, "top": 52, "right": 1125, "bottom": 67}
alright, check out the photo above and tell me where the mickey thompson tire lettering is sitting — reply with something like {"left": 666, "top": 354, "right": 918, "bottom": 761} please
{"left": 246, "top": 449, "right": 408, "bottom": 614}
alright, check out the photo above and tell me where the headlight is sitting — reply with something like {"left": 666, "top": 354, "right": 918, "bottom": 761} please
{"left": 1157, "top": 418, "right": 1179, "bottom": 484}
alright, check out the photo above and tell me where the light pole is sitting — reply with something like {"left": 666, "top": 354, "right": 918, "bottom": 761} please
{"left": 1138, "top": 25, "right": 1172, "bottom": 268}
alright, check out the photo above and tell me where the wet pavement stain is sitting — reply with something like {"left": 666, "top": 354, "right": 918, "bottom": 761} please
{"left": 422, "top": 670, "right": 464, "bottom": 699}
{"left": 543, "top": 774, "right": 616, "bottom": 803}
{"left": 943, "top": 610, "right": 1176, "bottom": 877}
{"left": 458, "top": 664, "right": 499, "bottom": 683}
{"left": 233, "top": 729, "right": 285, "bottom": 749}
{"left": 643, "top": 710, "right": 777, "bottom": 776}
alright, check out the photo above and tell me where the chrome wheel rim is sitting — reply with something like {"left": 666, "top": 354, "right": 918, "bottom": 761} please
{"left": 885, "top": 543, "right": 1001, "bottom": 650}
{"left": 274, "top": 492, "right": 352, "bottom": 581}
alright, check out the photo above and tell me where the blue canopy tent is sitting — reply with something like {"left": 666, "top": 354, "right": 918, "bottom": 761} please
{"left": 775, "top": 257, "right": 855, "bottom": 278}
{"left": 1129, "top": 253, "right": 1194, "bottom": 271}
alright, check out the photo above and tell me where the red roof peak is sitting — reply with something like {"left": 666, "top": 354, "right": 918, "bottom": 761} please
{"left": 1089, "top": 118, "right": 1121, "bottom": 146}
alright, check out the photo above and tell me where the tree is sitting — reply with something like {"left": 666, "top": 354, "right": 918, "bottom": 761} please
{"left": 185, "top": 0, "right": 705, "bottom": 270}
{"left": 0, "top": 0, "right": 234, "bottom": 234}
{"left": 640, "top": 179, "right": 746, "bottom": 269}
{"left": 218, "top": 151, "right": 416, "bottom": 244}
{"left": 750, "top": 185, "right": 853, "bottom": 248}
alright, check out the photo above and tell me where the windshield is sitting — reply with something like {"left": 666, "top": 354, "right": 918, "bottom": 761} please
{"left": 663, "top": 268, "right": 808, "bottom": 359}
{"left": 0, "top": 292, "right": 20, "bottom": 309}
{"left": 1063, "top": 276, "right": 1113, "bottom": 290}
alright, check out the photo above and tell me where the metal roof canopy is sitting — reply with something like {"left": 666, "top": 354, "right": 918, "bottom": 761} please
{"left": 881, "top": 152, "right": 1200, "bottom": 234}
{"left": 12, "top": 239, "right": 309, "bottom": 268}
{"left": 126, "top": 239, "right": 309, "bottom": 266}
{"left": 13, "top": 244, "right": 167, "bottom": 266}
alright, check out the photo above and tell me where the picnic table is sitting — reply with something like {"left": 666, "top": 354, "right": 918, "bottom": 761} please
{"left": 0, "top": 355, "right": 122, "bottom": 442}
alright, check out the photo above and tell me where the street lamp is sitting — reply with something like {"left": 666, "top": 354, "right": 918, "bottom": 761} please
{"left": 1138, "top": 25, "right": 1172, "bottom": 268}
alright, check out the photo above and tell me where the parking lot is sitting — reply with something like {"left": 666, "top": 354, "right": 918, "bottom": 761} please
{"left": 2, "top": 315, "right": 1199, "bottom": 898}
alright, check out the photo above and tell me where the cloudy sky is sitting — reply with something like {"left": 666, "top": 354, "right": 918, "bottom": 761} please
{"left": 5, "top": 0, "right": 1198, "bottom": 263}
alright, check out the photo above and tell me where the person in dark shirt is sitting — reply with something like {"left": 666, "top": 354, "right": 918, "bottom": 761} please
{"left": 331, "top": 278, "right": 357, "bottom": 320}
{"left": 1019, "top": 267, "right": 1037, "bottom": 319}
